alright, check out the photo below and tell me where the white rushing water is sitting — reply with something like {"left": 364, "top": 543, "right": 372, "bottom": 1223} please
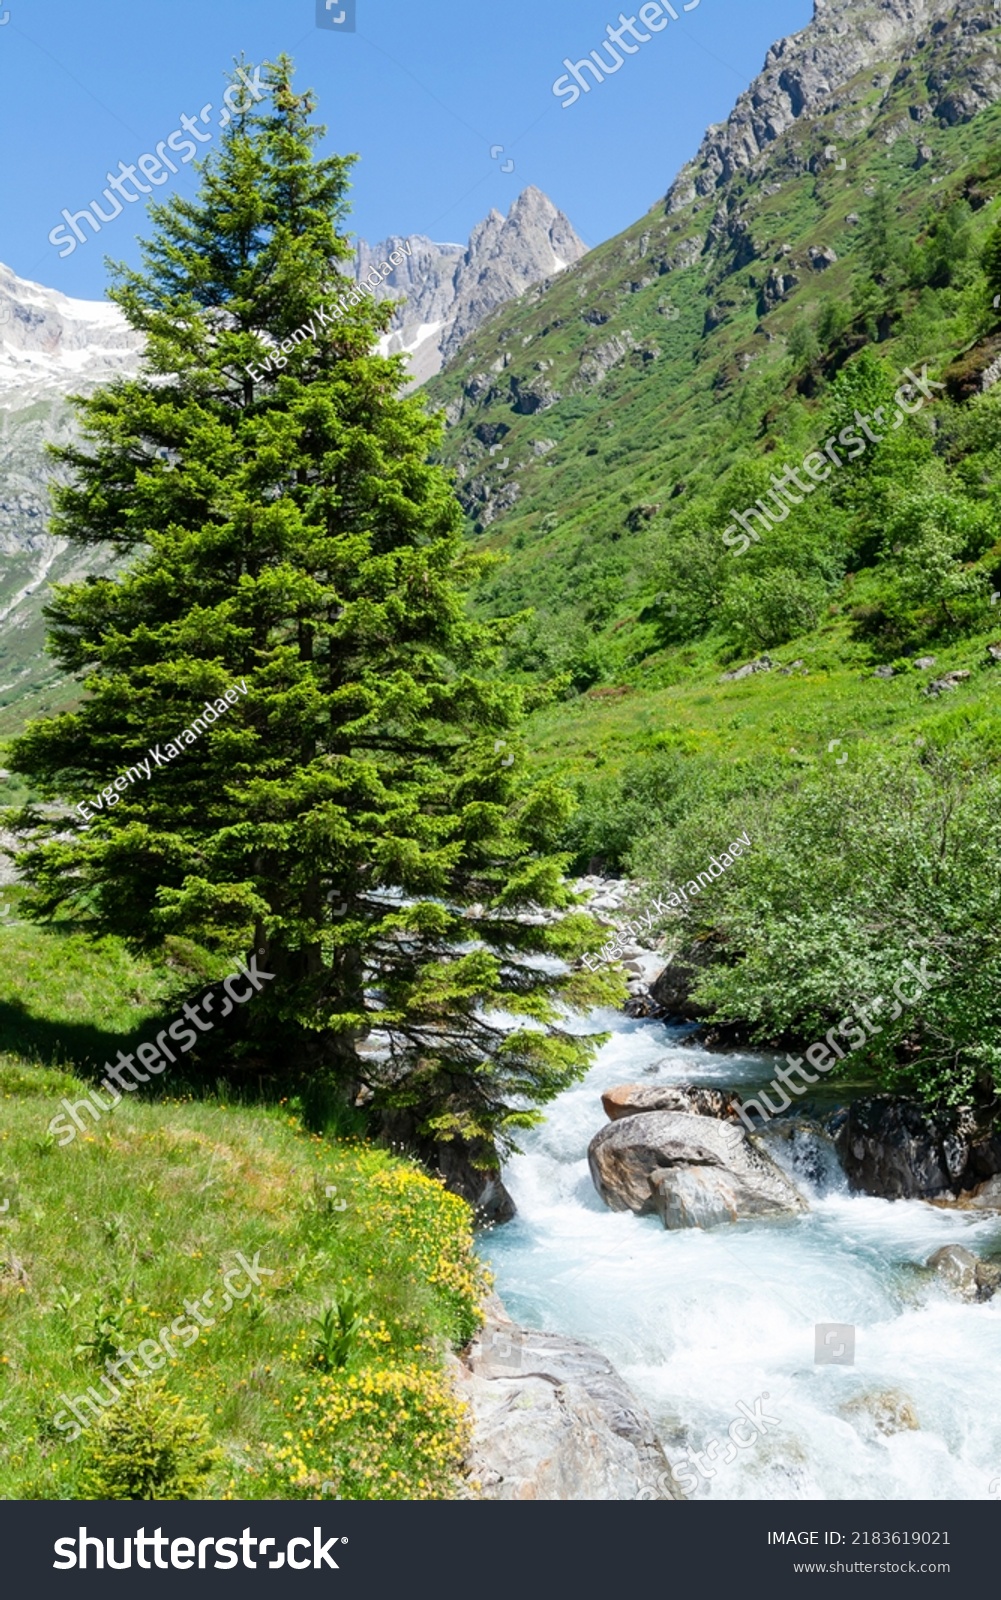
{"left": 481, "top": 1008, "right": 1001, "bottom": 1500}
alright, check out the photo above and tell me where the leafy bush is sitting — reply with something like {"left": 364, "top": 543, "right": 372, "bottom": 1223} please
{"left": 632, "top": 743, "right": 1001, "bottom": 1105}
{"left": 719, "top": 570, "right": 829, "bottom": 653}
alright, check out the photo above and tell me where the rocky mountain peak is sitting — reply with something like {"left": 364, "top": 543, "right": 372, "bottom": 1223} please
{"left": 357, "top": 186, "right": 587, "bottom": 385}
{"left": 666, "top": 0, "right": 1000, "bottom": 212}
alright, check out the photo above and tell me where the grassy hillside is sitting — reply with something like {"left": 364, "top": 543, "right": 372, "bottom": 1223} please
{"left": 414, "top": 31, "right": 1001, "bottom": 1107}
{"left": 426, "top": 78, "right": 1001, "bottom": 702}
{"left": 0, "top": 908, "right": 485, "bottom": 1501}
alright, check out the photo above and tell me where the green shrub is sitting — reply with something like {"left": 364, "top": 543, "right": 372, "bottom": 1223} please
{"left": 78, "top": 1383, "right": 223, "bottom": 1500}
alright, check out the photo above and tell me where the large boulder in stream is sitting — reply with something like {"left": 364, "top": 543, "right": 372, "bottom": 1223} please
{"left": 588, "top": 1111, "right": 807, "bottom": 1228}
{"left": 647, "top": 939, "right": 718, "bottom": 1020}
{"left": 455, "top": 1304, "right": 681, "bottom": 1499}
{"left": 927, "top": 1245, "right": 999, "bottom": 1303}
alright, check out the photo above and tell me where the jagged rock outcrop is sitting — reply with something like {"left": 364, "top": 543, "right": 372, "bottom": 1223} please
{"left": 665, "top": 0, "right": 1001, "bottom": 217}
{"left": 457, "top": 1302, "right": 680, "bottom": 1500}
{"left": 357, "top": 187, "right": 586, "bottom": 385}
{"left": 588, "top": 1110, "right": 807, "bottom": 1227}
{"left": 837, "top": 1095, "right": 1001, "bottom": 1201}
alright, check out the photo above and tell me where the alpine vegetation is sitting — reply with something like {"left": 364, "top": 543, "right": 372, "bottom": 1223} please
{"left": 54, "top": 1252, "right": 273, "bottom": 1439}
{"left": 721, "top": 366, "right": 945, "bottom": 556}
{"left": 729, "top": 957, "right": 941, "bottom": 1139}
{"left": 75, "top": 681, "right": 247, "bottom": 824}
{"left": 581, "top": 832, "right": 750, "bottom": 971}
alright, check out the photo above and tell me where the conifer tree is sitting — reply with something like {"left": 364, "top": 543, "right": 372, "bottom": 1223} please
{"left": 9, "top": 57, "right": 617, "bottom": 1205}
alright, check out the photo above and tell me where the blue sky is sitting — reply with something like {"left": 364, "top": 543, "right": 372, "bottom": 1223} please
{"left": 0, "top": 0, "right": 811, "bottom": 301}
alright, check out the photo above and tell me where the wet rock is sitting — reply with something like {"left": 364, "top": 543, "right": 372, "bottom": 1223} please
{"left": 457, "top": 1304, "right": 681, "bottom": 1500}
{"left": 601, "top": 1083, "right": 738, "bottom": 1122}
{"left": 647, "top": 939, "right": 720, "bottom": 1020}
{"left": 927, "top": 1244, "right": 999, "bottom": 1303}
{"left": 650, "top": 1164, "right": 800, "bottom": 1229}
{"left": 588, "top": 1111, "right": 807, "bottom": 1226}
{"left": 837, "top": 1096, "right": 1001, "bottom": 1201}
{"left": 840, "top": 1390, "right": 919, "bottom": 1440}
{"left": 964, "top": 1174, "right": 1001, "bottom": 1209}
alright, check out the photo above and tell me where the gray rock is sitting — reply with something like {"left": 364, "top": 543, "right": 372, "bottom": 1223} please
{"left": 650, "top": 1163, "right": 800, "bottom": 1229}
{"left": 458, "top": 1308, "right": 681, "bottom": 1500}
{"left": 648, "top": 939, "right": 719, "bottom": 1020}
{"left": 757, "top": 269, "right": 799, "bottom": 315}
{"left": 840, "top": 1390, "right": 919, "bottom": 1439}
{"left": 721, "top": 655, "right": 773, "bottom": 682}
{"left": 927, "top": 1244, "right": 999, "bottom": 1303}
{"left": 587, "top": 1111, "right": 807, "bottom": 1225}
{"left": 986, "top": 642, "right": 1001, "bottom": 663}
{"left": 664, "top": 0, "right": 1001, "bottom": 221}
{"left": 355, "top": 187, "right": 586, "bottom": 386}
{"left": 873, "top": 664, "right": 895, "bottom": 679}
{"left": 964, "top": 1174, "right": 1001, "bottom": 1209}
{"left": 913, "top": 656, "right": 937, "bottom": 670}
{"left": 925, "top": 670, "right": 971, "bottom": 696}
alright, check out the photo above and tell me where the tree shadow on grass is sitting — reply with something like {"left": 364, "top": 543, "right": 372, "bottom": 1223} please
{"left": 0, "top": 994, "right": 134, "bottom": 1079}
{"left": 0, "top": 992, "right": 296, "bottom": 1115}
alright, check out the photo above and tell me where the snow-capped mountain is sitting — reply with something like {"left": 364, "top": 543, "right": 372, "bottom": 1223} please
{"left": 0, "top": 263, "right": 142, "bottom": 404}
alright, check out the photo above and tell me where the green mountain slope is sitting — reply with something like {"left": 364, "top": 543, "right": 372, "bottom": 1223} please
{"left": 420, "top": 0, "right": 1001, "bottom": 1103}
{"left": 425, "top": 0, "right": 1001, "bottom": 704}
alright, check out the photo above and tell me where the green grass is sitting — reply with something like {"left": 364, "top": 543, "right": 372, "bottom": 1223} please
{"left": 0, "top": 886, "right": 227, "bottom": 1077}
{"left": 0, "top": 915, "right": 485, "bottom": 1500}
{"left": 522, "top": 614, "right": 1001, "bottom": 787}
{"left": 0, "top": 1057, "right": 483, "bottom": 1499}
